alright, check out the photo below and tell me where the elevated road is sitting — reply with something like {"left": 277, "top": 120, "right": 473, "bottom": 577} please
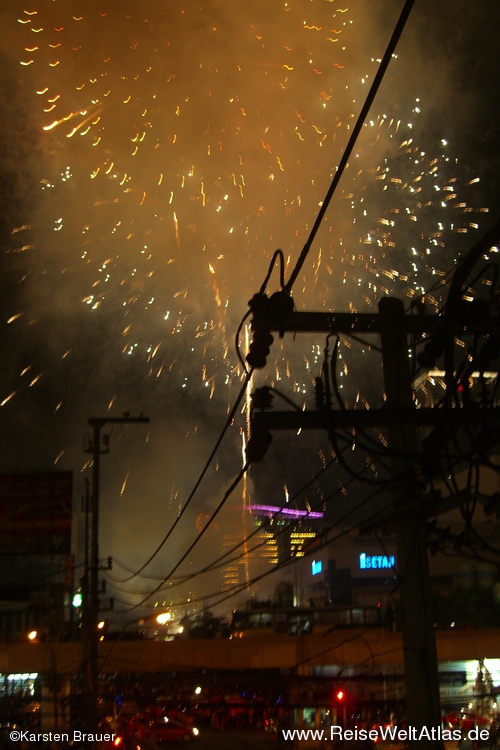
{"left": 1, "top": 628, "right": 498, "bottom": 676}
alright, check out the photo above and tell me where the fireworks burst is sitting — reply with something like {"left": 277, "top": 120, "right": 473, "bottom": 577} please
{"left": 1, "top": 0, "right": 496, "bottom": 608}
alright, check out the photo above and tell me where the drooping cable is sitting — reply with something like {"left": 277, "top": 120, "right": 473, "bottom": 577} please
{"left": 234, "top": 308, "right": 252, "bottom": 373}
{"left": 443, "top": 216, "right": 500, "bottom": 407}
{"left": 107, "top": 457, "right": 354, "bottom": 596}
{"left": 112, "top": 370, "right": 253, "bottom": 584}
{"left": 116, "top": 465, "right": 249, "bottom": 612}
{"left": 235, "top": 249, "right": 286, "bottom": 373}
{"left": 107, "top": 440, "right": 356, "bottom": 598}
{"left": 137, "top": 478, "right": 395, "bottom": 614}
{"left": 114, "top": 249, "right": 288, "bottom": 586}
{"left": 259, "top": 249, "right": 286, "bottom": 294}
{"left": 112, "top": 457, "right": 410, "bottom": 615}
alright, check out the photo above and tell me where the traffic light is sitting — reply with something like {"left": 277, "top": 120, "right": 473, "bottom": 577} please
{"left": 335, "top": 689, "right": 345, "bottom": 702}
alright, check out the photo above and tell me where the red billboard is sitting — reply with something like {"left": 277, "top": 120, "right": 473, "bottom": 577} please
{"left": 0, "top": 471, "right": 72, "bottom": 554}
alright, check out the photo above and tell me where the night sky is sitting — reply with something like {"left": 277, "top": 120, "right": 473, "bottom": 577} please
{"left": 1, "top": 0, "right": 499, "bottom": 624}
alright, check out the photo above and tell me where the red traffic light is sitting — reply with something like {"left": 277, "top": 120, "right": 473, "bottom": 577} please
{"left": 335, "top": 689, "right": 344, "bottom": 701}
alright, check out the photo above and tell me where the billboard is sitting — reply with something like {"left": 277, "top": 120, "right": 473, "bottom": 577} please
{"left": 0, "top": 472, "right": 72, "bottom": 554}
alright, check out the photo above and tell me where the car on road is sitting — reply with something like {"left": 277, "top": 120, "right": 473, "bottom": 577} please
{"left": 134, "top": 717, "right": 200, "bottom": 743}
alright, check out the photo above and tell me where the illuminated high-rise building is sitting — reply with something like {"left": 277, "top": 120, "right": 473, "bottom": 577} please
{"left": 219, "top": 504, "right": 323, "bottom": 594}
{"left": 249, "top": 504, "right": 323, "bottom": 565}
{"left": 220, "top": 526, "right": 278, "bottom": 592}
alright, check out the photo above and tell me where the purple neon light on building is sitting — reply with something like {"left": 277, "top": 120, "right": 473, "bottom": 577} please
{"left": 249, "top": 504, "right": 323, "bottom": 519}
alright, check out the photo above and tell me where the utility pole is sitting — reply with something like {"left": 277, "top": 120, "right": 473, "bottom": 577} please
{"left": 378, "top": 297, "right": 442, "bottom": 742}
{"left": 246, "top": 290, "right": 500, "bottom": 749}
{"left": 82, "top": 414, "right": 149, "bottom": 734}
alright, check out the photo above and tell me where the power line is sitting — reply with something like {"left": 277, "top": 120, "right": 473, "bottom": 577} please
{"left": 106, "top": 395, "right": 416, "bottom": 602}
{"left": 116, "top": 465, "right": 249, "bottom": 613}
{"left": 106, "top": 458, "right": 353, "bottom": 597}
{"left": 284, "top": 0, "right": 416, "bottom": 293}
{"left": 106, "top": 431, "right": 395, "bottom": 602}
{"left": 106, "top": 454, "right": 340, "bottom": 586}
{"left": 111, "top": 248, "right": 290, "bottom": 586}
{"left": 111, "top": 369, "right": 253, "bottom": 584}
{"left": 112, "top": 466, "right": 398, "bottom": 616}
{"left": 144, "top": 478, "right": 395, "bottom": 615}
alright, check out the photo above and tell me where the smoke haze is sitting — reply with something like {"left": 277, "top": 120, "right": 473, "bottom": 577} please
{"left": 0, "top": 0, "right": 499, "bottom": 621}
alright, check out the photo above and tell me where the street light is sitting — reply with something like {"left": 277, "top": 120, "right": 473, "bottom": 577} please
{"left": 156, "top": 613, "right": 171, "bottom": 626}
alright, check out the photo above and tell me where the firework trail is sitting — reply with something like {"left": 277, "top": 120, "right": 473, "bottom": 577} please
{"left": 0, "top": 0, "right": 494, "bottom": 609}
